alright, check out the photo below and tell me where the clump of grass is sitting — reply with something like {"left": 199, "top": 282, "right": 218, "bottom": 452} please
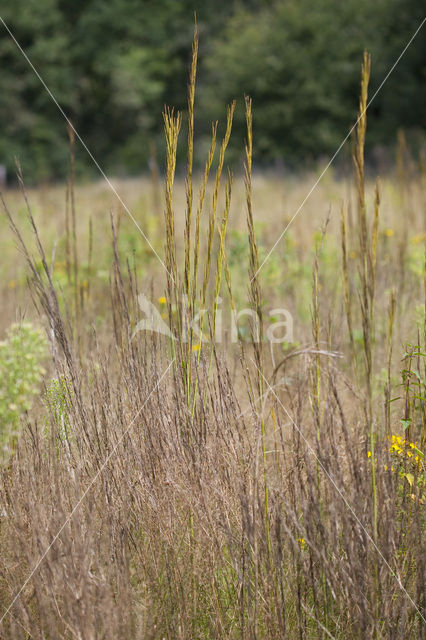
{"left": 0, "top": 322, "right": 46, "bottom": 464}
{"left": 162, "top": 27, "right": 237, "bottom": 417}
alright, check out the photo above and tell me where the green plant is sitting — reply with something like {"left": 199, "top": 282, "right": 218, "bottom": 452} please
{"left": 0, "top": 322, "right": 47, "bottom": 464}
{"left": 388, "top": 434, "right": 424, "bottom": 492}
{"left": 399, "top": 344, "right": 426, "bottom": 444}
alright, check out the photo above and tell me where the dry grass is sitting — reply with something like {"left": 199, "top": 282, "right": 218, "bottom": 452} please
{"left": 0, "top": 44, "right": 424, "bottom": 640}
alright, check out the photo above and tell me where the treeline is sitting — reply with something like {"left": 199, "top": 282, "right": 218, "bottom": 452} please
{"left": 0, "top": 0, "right": 424, "bottom": 182}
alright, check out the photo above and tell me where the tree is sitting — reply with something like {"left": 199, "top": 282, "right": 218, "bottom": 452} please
{"left": 0, "top": 0, "right": 423, "bottom": 181}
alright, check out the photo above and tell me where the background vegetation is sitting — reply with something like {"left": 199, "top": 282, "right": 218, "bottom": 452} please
{"left": 0, "top": 0, "right": 425, "bottom": 181}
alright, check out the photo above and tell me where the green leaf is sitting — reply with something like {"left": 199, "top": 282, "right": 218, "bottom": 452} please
{"left": 404, "top": 473, "right": 414, "bottom": 487}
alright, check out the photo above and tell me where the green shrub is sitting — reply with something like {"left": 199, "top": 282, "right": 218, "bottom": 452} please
{"left": 0, "top": 322, "right": 47, "bottom": 464}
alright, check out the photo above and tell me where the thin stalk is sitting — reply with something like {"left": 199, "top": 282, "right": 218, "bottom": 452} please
{"left": 184, "top": 23, "right": 198, "bottom": 299}
{"left": 65, "top": 182, "right": 71, "bottom": 286}
{"left": 244, "top": 97, "right": 270, "bottom": 567}
{"left": 201, "top": 101, "right": 235, "bottom": 318}
{"left": 184, "top": 27, "right": 198, "bottom": 406}
{"left": 385, "top": 290, "right": 396, "bottom": 436}
{"left": 67, "top": 124, "right": 80, "bottom": 326}
{"left": 191, "top": 123, "right": 217, "bottom": 316}
{"left": 86, "top": 216, "right": 93, "bottom": 303}
{"left": 340, "top": 203, "right": 358, "bottom": 379}
{"left": 354, "top": 51, "right": 379, "bottom": 635}
{"left": 163, "top": 106, "right": 182, "bottom": 345}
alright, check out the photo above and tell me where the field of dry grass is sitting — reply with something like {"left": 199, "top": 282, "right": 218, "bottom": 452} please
{"left": 0, "top": 50, "right": 424, "bottom": 639}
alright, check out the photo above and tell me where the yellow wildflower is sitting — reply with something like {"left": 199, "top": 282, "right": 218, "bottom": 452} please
{"left": 158, "top": 296, "right": 167, "bottom": 305}
{"left": 384, "top": 228, "right": 394, "bottom": 237}
{"left": 411, "top": 233, "right": 426, "bottom": 245}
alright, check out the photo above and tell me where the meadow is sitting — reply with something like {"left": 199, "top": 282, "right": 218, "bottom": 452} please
{"left": 0, "top": 50, "right": 425, "bottom": 639}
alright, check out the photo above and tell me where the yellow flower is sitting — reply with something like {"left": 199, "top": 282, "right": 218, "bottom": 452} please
{"left": 384, "top": 228, "right": 394, "bottom": 237}
{"left": 192, "top": 343, "right": 200, "bottom": 352}
{"left": 411, "top": 233, "right": 426, "bottom": 245}
{"left": 297, "top": 537, "right": 306, "bottom": 550}
{"left": 158, "top": 296, "right": 167, "bottom": 305}
{"left": 367, "top": 451, "right": 372, "bottom": 458}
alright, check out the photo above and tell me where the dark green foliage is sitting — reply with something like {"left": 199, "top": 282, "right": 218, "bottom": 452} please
{"left": 0, "top": 0, "right": 424, "bottom": 181}
{"left": 201, "top": 0, "right": 425, "bottom": 164}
